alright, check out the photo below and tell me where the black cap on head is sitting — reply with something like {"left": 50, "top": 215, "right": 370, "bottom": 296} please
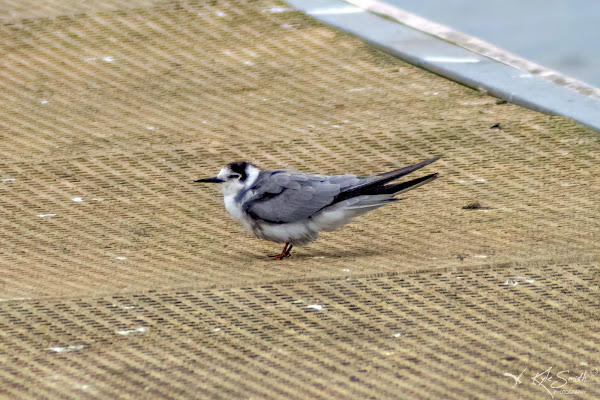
{"left": 227, "top": 161, "right": 250, "bottom": 181}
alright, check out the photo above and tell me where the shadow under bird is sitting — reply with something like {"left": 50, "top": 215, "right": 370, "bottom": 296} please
{"left": 195, "top": 157, "right": 440, "bottom": 259}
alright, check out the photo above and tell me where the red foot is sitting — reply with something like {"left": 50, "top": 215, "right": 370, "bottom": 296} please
{"left": 270, "top": 242, "right": 293, "bottom": 260}
{"left": 271, "top": 252, "right": 291, "bottom": 260}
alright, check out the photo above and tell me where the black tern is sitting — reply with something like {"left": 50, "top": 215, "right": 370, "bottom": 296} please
{"left": 196, "top": 157, "right": 440, "bottom": 259}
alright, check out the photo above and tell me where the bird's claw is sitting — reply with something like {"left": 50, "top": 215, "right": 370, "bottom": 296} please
{"left": 271, "top": 253, "right": 291, "bottom": 260}
{"left": 270, "top": 242, "right": 293, "bottom": 260}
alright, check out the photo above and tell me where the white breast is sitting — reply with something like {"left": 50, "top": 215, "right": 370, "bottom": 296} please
{"left": 223, "top": 194, "right": 253, "bottom": 232}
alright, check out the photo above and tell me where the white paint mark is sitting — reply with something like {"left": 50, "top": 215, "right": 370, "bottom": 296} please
{"left": 281, "top": 23, "right": 293, "bottom": 29}
{"left": 473, "top": 254, "right": 488, "bottom": 259}
{"left": 223, "top": 50, "right": 232, "bottom": 56}
{"left": 116, "top": 326, "right": 148, "bottom": 336}
{"left": 332, "top": 125, "right": 341, "bottom": 128}
{"left": 92, "top": 198, "right": 103, "bottom": 201}
{"left": 216, "top": 11, "right": 226, "bottom": 17}
{"left": 213, "top": 327, "right": 221, "bottom": 332}
{"left": 202, "top": 121, "right": 207, "bottom": 124}
{"left": 48, "top": 344, "right": 85, "bottom": 353}
{"left": 103, "top": 56, "right": 114, "bottom": 62}
{"left": 503, "top": 276, "right": 534, "bottom": 286}
{"left": 312, "top": 256, "right": 325, "bottom": 259}
{"left": 308, "top": 7, "right": 364, "bottom": 15}
{"left": 306, "top": 304, "right": 323, "bottom": 311}
{"left": 84, "top": 57, "right": 97, "bottom": 62}
{"left": 515, "top": 275, "right": 535, "bottom": 284}
{"left": 115, "top": 256, "right": 127, "bottom": 260}
{"left": 458, "top": 178, "right": 486, "bottom": 184}
{"left": 433, "top": 92, "right": 439, "bottom": 95}
{"left": 348, "top": 87, "right": 365, "bottom": 92}
{"left": 2, "top": 178, "right": 16, "bottom": 182}
{"left": 0, "top": 297, "right": 31, "bottom": 302}
{"left": 322, "top": 121, "right": 329, "bottom": 125}
{"left": 243, "top": 60, "right": 254, "bottom": 66}
{"left": 71, "top": 197, "right": 83, "bottom": 202}
{"left": 264, "top": 7, "right": 295, "bottom": 13}
{"left": 424, "top": 56, "right": 480, "bottom": 63}
{"left": 74, "top": 384, "right": 90, "bottom": 391}
{"left": 392, "top": 333, "right": 401, "bottom": 338}
{"left": 342, "top": 268, "right": 350, "bottom": 272}
{"left": 40, "top": 100, "right": 48, "bottom": 104}
{"left": 146, "top": 126, "right": 155, "bottom": 130}
{"left": 38, "top": 214, "right": 56, "bottom": 218}
{"left": 118, "top": 304, "right": 135, "bottom": 310}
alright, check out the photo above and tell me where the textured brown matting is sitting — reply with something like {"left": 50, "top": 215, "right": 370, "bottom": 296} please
{"left": 0, "top": 0, "right": 599, "bottom": 398}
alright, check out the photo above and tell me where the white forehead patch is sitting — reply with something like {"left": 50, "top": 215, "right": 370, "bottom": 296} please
{"left": 216, "top": 166, "right": 231, "bottom": 181}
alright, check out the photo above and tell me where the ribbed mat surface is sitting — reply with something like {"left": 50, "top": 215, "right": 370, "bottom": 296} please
{"left": 0, "top": 0, "right": 598, "bottom": 398}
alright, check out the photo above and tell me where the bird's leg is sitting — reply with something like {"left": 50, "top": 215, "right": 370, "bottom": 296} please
{"left": 284, "top": 243, "right": 293, "bottom": 256}
{"left": 272, "top": 242, "right": 292, "bottom": 260}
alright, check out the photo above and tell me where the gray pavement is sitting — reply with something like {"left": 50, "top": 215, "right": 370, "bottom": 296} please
{"left": 388, "top": 0, "right": 600, "bottom": 88}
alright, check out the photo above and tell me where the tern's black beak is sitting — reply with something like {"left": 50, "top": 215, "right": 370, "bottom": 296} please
{"left": 194, "top": 177, "right": 224, "bottom": 183}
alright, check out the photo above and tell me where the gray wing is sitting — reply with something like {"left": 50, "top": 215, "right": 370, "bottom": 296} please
{"left": 243, "top": 171, "right": 362, "bottom": 224}
{"left": 243, "top": 157, "right": 440, "bottom": 224}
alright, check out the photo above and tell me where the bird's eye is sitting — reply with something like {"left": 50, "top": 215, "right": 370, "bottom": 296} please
{"left": 228, "top": 173, "right": 241, "bottom": 180}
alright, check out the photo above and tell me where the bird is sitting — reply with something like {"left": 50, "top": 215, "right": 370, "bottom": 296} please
{"left": 195, "top": 157, "right": 440, "bottom": 260}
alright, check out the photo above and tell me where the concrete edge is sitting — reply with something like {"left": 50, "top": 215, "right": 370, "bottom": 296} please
{"left": 283, "top": 0, "right": 600, "bottom": 132}
{"left": 345, "top": 0, "right": 600, "bottom": 102}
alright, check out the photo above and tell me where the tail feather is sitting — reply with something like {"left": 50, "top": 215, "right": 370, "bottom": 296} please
{"left": 374, "top": 156, "right": 440, "bottom": 179}
{"left": 333, "top": 156, "right": 440, "bottom": 204}
{"left": 343, "top": 173, "right": 438, "bottom": 211}
{"left": 375, "top": 173, "right": 439, "bottom": 196}
{"left": 345, "top": 198, "right": 398, "bottom": 210}
{"left": 317, "top": 160, "right": 440, "bottom": 232}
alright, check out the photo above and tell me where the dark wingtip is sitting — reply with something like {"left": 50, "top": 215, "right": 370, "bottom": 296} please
{"left": 381, "top": 172, "right": 439, "bottom": 197}
{"left": 375, "top": 156, "right": 440, "bottom": 180}
{"left": 419, "top": 155, "right": 442, "bottom": 165}
{"left": 334, "top": 157, "right": 440, "bottom": 204}
{"left": 421, "top": 155, "right": 443, "bottom": 165}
